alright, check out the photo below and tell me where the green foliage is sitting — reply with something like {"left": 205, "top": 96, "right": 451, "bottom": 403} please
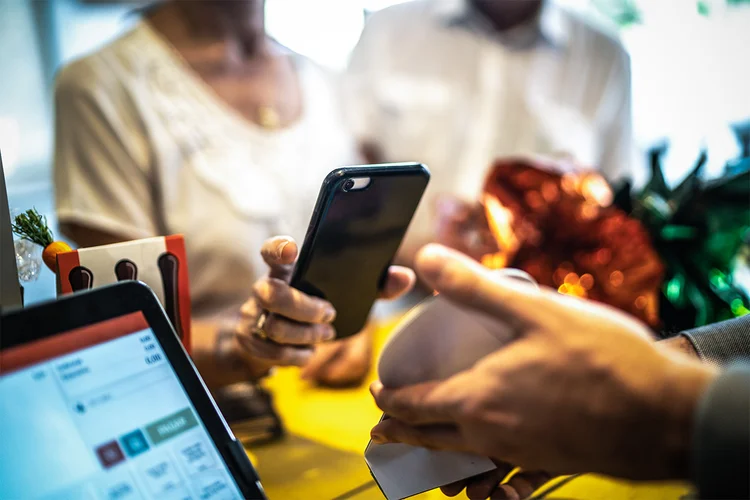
{"left": 591, "top": 0, "right": 642, "bottom": 26}
{"left": 12, "top": 208, "right": 54, "bottom": 248}
{"left": 592, "top": 0, "right": 750, "bottom": 26}
{"left": 618, "top": 154, "right": 750, "bottom": 331}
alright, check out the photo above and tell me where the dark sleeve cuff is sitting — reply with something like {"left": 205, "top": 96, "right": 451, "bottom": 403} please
{"left": 692, "top": 363, "right": 750, "bottom": 500}
{"left": 682, "top": 315, "right": 750, "bottom": 367}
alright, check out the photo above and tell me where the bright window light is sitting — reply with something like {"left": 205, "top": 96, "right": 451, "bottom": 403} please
{"left": 265, "top": 0, "right": 368, "bottom": 71}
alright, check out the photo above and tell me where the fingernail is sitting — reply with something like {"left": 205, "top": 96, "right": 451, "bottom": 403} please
{"left": 371, "top": 432, "right": 387, "bottom": 444}
{"left": 370, "top": 427, "right": 388, "bottom": 444}
{"left": 320, "top": 326, "right": 336, "bottom": 342}
{"left": 323, "top": 306, "right": 336, "bottom": 323}
{"left": 370, "top": 381, "right": 383, "bottom": 396}
{"left": 276, "top": 241, "right": 289, "bottom": 259}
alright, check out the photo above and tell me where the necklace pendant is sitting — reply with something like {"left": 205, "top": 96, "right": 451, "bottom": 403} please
{"left": 258, "top": 106, "right": 281, "bottom": 130}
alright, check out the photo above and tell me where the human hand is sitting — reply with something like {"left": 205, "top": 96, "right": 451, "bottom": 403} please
{"left": 300, "top": 324, "right": 374, "bottom": 387}
{"left": 434, "top": 195, "right": 499, "bottom": 261}
{"left": 441, "top": 461, "right": 553, "bottom": 500}
{"left": 370, "top": 244, "right": 718, "bottom": 481}
{"left": 235, "top": 236, "right": 415, "bottom": 370}
{"left": 436, "top": 334, "right": 703, "bottom": 500}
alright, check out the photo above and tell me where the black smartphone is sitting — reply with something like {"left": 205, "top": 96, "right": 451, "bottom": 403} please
{"left": 290, "top": 163, "right": 430, "bottom": 338}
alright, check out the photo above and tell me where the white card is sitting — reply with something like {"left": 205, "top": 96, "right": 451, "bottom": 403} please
{"left": 365, "top": 270, "right": 537, "bottom": 499}
{"left": 365, "top": 435, "right": 495, "bottom": 500}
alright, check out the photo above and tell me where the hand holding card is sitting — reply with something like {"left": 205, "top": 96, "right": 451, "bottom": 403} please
{"left": 365, "top": 269, "right": 537, "bottom": 499}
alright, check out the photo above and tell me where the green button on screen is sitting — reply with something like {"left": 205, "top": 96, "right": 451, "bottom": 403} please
{"left": 145, "top": 408, "right": 198, "bottom": 445}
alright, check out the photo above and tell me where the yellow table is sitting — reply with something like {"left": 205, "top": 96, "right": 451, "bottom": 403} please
{"left": 244, "top": 318, "right": 692, "bottom": 500}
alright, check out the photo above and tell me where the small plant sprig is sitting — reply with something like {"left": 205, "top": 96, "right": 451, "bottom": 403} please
{"left": 12, "top": 208, "right": 72, "bottom": 272}
{"left": 12, "top": 208, "right": 54, "bottom": 247}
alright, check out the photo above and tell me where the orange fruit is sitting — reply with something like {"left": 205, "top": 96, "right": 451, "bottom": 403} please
{"left": 43, "top": 241, "right": 73, "bottom": 272}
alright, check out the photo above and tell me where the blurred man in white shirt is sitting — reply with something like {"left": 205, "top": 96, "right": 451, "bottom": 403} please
{"left": 346, "top": 0, "right": 640, "bottom": 259}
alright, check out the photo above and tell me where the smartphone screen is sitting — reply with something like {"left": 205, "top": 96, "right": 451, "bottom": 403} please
{"left": 291, "top": 164, "right": 430, "bottom": 338}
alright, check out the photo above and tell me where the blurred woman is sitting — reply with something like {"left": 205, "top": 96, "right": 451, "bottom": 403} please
{"left": 54, "top": 1, "right": 374, "bottom": 389}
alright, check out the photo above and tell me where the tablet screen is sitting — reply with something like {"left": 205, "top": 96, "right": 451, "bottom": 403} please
{"left": 0, "top": 312, "right": 244, "bottom": 500}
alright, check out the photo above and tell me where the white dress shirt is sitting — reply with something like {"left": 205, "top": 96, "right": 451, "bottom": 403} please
{"left": 345, "top": 0, "right": 640, "bottom": 248}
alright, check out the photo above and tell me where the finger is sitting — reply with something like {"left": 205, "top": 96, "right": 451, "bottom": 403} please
{"left": 378, "top": 266, "right": 416, "bottom": 300}
{"left": 465, "top": 466, "right": 514, "bottom": 500}
{"left": 253, "top": 277, "right": 336, "bottom": 324}
{"left": 300, "top": 342, "right": 342, "bottom": 381}
{"left": 440, "top": 479, "right": 469, "bottom": 497}
{"left": 305, "top": 351, "right": 368, "bottom": 388}
{"left": 370, "top": 420, "right": 468, "bottom": 452}
{"left": 238, "top": 299, "right": 262, "bottom": 332}
{"left": 415, "top": 244, "right": 557, "bottom": 328}
{"left": 304, "top": 331, "right": 372, "bottom": 387}
{"left": 504, "top": 471, "right": 554, "bottom": 499}
{"left": 491, "top": 484, "right": 521, "bottom": 500}
{"left": 263, "top": 315, "right": 335, "bottom": 345}
{"left": 236, "top": 333, "right": 313, "bottom": 366}
{"left": 441, "top": 461, "right": 514, "bottom": 497}
{"left": 260, "top": 236, "right": 298, "bottom": 281}
{"left": 370, "top": 378, "right": 464, "bottom": 425}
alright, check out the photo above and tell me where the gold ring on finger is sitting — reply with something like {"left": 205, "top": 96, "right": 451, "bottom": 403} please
{"left": 252, "top": 312, "right": 269, "bottom": 340}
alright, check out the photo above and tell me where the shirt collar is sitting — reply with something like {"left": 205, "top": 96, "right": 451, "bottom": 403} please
{"left": 433, "top": 0, "right": 570, "bottom": 50}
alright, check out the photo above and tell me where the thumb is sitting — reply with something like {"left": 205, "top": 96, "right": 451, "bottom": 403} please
{"left": 260, "top": 236, "right": 298, "bottom": 281}
{"left": 415, "top": 244, "right": 558, "bottom": 328}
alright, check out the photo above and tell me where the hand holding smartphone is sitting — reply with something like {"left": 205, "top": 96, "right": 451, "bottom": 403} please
{"left": 290, "top": 163, "right": 430, "bottom": 339}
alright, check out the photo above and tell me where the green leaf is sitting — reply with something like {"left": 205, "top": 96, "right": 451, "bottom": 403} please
{"left": 591, "top": 0, "right": 642, "bottom": 26}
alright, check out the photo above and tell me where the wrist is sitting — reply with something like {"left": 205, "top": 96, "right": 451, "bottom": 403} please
{"left": 656, "top": 355, "right": 719, "bottom": 479}
{"left": 218, "top": 330, "right": 273, "bottom": 381}
{"left": 658, "top": 334, "right": 700, "bottom": 359}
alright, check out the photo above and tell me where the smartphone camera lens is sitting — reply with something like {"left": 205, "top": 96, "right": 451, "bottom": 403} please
{"left": 342, "top": 179, "right": 355, "bottom": 192}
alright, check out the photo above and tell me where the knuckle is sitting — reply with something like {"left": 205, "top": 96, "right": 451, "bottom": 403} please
{"left": 263, "top": 316, "right": 287, "bottom": 343}
{"left": 311, "top": 324, "right": 334, "bottom": 343}
{"left": 240, "top": 299, "right": 258, "bottom": 318}
{"left": 251, "top": 280, "right": 270, "bottom": 306}
{"left": 460, "top": 394, "right": 488, "bottom": 424}
{"left": 311, "top": 299, "right": 335, "bottom": 323}
{"left": 254, "top": 278, "right": 287, "bottom": 309}
{"left": 450, "top": 268, "right": 480, "bottom": 298}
